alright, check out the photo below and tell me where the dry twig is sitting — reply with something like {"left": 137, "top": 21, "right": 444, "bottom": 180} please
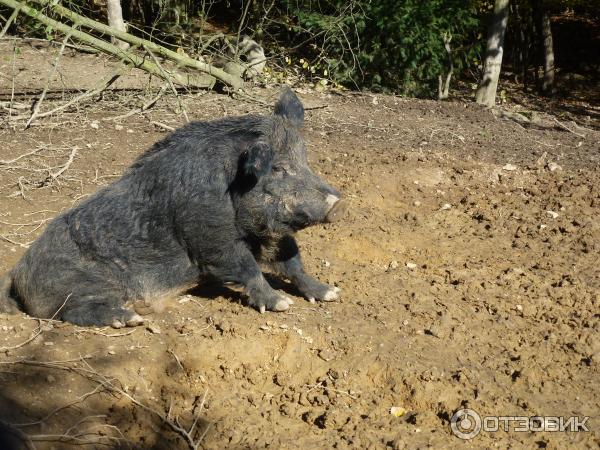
{"left": 151, "top": 120, "right": 175, "bottom": 131}
{"left": 0, "top": 294, "right": 71, "bottom": 352}
{"left": 108, "top": 84, "right": 169, "bottom": 121}
{"left": 1, "top": 356, "right": 210, "bottom": 450}
{"left": 144, "top": 45, "right": 190, "bottom": 123}
{"left": 0, "top": 420, "right": 35, "bottom": 450}
{"left": 552, "top": 116, "right": 586, "bottom": 138}
{"left": 43, "top": 147, "right": 78, "bottom": 185}
{"left": 25, "top": 31, "right": 73, "bottom": 129}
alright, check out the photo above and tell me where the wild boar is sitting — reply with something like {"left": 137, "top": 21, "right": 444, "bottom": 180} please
{"left": 0, "top": 87, "right": 346, "bottom": 327}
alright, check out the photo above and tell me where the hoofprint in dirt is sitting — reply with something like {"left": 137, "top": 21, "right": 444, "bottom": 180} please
{"left": 1, "top": 48, "right": 599, "bottom": 449}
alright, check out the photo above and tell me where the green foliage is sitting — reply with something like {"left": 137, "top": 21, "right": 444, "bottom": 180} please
{"left": 280, "top": 0, "right": 483, "bottom": 96}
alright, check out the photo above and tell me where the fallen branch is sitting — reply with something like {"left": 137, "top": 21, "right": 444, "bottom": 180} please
{"left": 29, "top": 0, "right": 243, "bottom": 89}
{"left": 0, "top": 420, "right": 35, "bottom": 450}
{"left": 0, "top": 319, "right": 44, "bottom": 352}
{"left": 2, "top": 357, "right": 210, "bottom": 450}
{"left": 151, "top": 121, "right": 175, "bottom": 132}
{"left": 0, "top": 36, "right": 100, "bottom": 53}
{"left": 15, "top": 385, "right": 106, "bottom": 428}
{"left": 492, "top": 108, "right": 532, "bottom": 127}
{"left": 145, "top": 45, "right": 189, "bottom": 123}
{"left": 27, "top": 414, "right": 127, "bottom": 446}
{"left": 0, "top": 146, "right": 47, "bottom": 166}
{"left": 0, "top": 233, "right": 31, "bottom": 247}
{"left": 0, "top": 0, "right": 218, "bottom": 89}
{"left": 0, "top": 3, "right": 20, "bottom": 39}
{"left": 25, "top": 31, "right": 72, "bottom": 129}
{"left": 552, "top": 116, "right": 586, "bottom": 138}
{"left": 8, "top": 48, "right": 138, "bottom": 122}
{"left": 48, "top": 147, "right": 77, "bottom": 179}
{"left": 107, "top": 84, "right": 169, "bottom": 121}
{"left": 0, "top": 295, "right": 71, "bottom": 352}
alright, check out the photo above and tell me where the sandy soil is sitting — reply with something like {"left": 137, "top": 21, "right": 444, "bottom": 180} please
{"left": 0, "top": 41, "right": 599, "bottom": 450}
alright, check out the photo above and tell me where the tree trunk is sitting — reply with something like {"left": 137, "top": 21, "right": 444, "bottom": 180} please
{"left": 475, "top": 0, "right": 510, "bottom": 107}
{"left": 534, "top": 0, "right": 555, "bottom": 94}
{"left": 107, "top": 0, "right": 129, "bottom": 50}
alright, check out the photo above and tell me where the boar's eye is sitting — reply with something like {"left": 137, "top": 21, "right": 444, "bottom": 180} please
{"left": 272, "top": 165, "right": 285, "bottom": 173}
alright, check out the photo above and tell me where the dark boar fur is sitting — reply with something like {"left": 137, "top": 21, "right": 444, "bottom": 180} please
{"left": 0, "top": 88, "right": 346, "bottom": 327}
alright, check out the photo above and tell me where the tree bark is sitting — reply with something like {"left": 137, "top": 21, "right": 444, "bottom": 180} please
{"left": 534, "top": 0, "right": 555, "bottom": 94}
{"left": 107, "top": 0, "right": 129, "bottom": 50}
{"left": 437, "top": 33, "right": 453, "bottom": 100}
{"left": 475, "top": 0, "right": 510, "bottom": 107}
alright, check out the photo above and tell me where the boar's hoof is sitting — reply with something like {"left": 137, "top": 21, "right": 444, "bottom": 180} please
{"left": 325, "top": 199, "right": 348, "bottom": 223}
{"left": 254, "top": 293, "right": 294, "bottom": 314}
{"left": 323, "top": 286, "right": 341, "bottom": 302}
{"left": 111, "top": 312, "right": 145, "bottom": 329}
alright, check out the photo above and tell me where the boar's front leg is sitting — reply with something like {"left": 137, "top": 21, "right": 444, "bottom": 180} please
{"left": 210, "top": 240, "right": 295, "bottom": 313}
{"left": 268, "top": 235, "right": 340, "bottom": 303}
{"left": 181, "top": 198, "right": 294, "bottom": 313}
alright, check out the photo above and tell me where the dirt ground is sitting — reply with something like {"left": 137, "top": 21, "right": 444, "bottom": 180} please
{"left": 0, "top": 41, "right": 599, "bottom": 450}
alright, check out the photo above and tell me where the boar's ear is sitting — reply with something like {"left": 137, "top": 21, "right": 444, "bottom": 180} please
{"left": 241, "top": 142, "right": 274, "bottom": 180}
{"left": 274, "top": 87, "right": 304, "bottom": 127}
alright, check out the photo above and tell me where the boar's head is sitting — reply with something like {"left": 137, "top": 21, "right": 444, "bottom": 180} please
{"left": 233, "top": 87, "right": 346, "bottom": 238}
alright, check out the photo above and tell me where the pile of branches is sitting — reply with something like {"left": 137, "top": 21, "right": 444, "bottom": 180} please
{"left": 0, "top": 0, "right": 244, "bottom": 90}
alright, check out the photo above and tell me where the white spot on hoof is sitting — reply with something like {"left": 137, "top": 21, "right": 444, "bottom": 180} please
{"left": 308, "top": 296, "right": 316, "bottom": 304}
{"left": 274, "top": 297, "right": 291, "bottom": 312}
{"left": 259, "top": 305, "right": 266, "bottom": 314}
{"left": 126, "top": 314, "right": 145, "bottom": 327}
{"left": 326, "top": 194, "right": 340, "bottom": 208}
{"left": 111, "top": 319, "right": 125, "bottom": 329}
{"left": 323, "top": 286, "right": 341, "bottom": 301}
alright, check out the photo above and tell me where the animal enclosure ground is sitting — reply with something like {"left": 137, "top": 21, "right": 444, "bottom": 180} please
{"left": 0, "top": 42, "right": 599, "bottom": 449}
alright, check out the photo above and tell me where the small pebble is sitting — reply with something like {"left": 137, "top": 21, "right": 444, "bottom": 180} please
{"left": 406, "top": 262, "right": 417, "bottom": 270}
{"left": 390, "top": 406, "right": 407, "bottom": 417}
{"left": 147, "top": 324, "right": 161, "bottom": 334}
{"left": 547, "top": 162, "right": 562, "bottom": 172}
{"left": 546, "top": 210, "right": 559, "bottom": 219}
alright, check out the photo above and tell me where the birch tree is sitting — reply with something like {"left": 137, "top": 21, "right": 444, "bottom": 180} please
{"left": 107, "top": 0, "right": 129, "bottom": 50}
{"left": 475, "top": 0, "right": 510, "bottom": 107}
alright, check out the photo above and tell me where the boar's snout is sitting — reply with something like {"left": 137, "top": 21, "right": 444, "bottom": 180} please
{"left": 324, "top": 195, "right": 347, "bottom": 223}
